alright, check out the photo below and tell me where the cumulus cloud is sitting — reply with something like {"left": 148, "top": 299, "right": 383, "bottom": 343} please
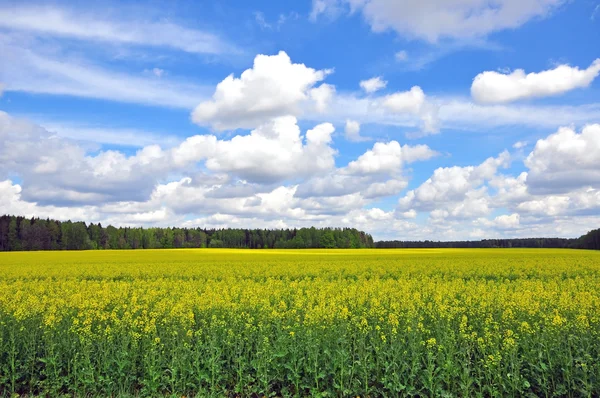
{"left": 169, "top": 117, "right": 338, "bottom": 184}
{"left": 494, "top": 213, "right": 520, "bottom": 229}
{"left": 310, "top": 0, "right": 565, "bottom": 42}
{"left": 363, "top": 179, "right": 408, "bottom": 199}
{"left": 0, "top": 110, "right": 340, "bottom": 207}
{"left": 0, "top": 111, "right": 168, "bottom": 205}
{"left": 0, "top": 179, "right": 100, "bottom": 221}
{"left": 382, "top": 86, "right": 425, "bottom": 114}
{"left": 295, "top": 139, "right": 434, "bottom": 199}
{"left": 393, "top": 123, "right": 600, "bottom": 232}
{"left": 517, "top": 196, "right": 570, "bottom": 216}
{"left": 381, "top": 86, "right": 440, "bottom": 136}
{"left": 192, "top": 51, "right": 332, "bottom": 130}
{"left": 360, "top": 76, "right": 387, "bottom": 93}
{"left": 344, "top": 119, "right": 370, "bottom": 142}
{"left": 190, "top": 117, "right": 338, "bottom": 183}
{"left": 310, "top": 83, "right": 336, "bottom": 113}
{"left": 476, "top": 213, "right": 520, "bottom": 229}
{"left": 294, "top": 172, "right": 407, "bottom": 200}
{"left": 398, "top": 151, "right": 510, "bottom": 216}
{"left": 346, "top": 141, "right": 437, "bottom": 175}
{"left": 525, "top": 124, "right": 600, "bottom": 193}
{"left": 511, "top": 187, "right": 600, "bottom": 218}
{"left": 3, "top": 106, "right": 600, "bottom": 241}
{"left": 489, "top": 172, "right": 530, "bottom": 207}
{"left": 471, "top": 59, "right": 600, "bottom": 103}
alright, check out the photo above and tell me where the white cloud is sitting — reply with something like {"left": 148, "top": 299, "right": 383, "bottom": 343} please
{"left": 0, "top": 179, "right": 99, "bottom": 222}
{"left": 395, "top": 50, "right": 408, "bottom": 61}
{"left": 513, "top": 141, "right": 527, "bottom": 149}
{"left": 382, "top": 86, "right": 425, "bottom": 114}
{"left": 305, "top": 122, "right": 336, "bottom": 146}
{"left": 429, "top": 188, "right": 491, "bottom": 221}
{"left": 363, "top": 179, "right": 408, "bottom": 198}
{"left": 524, "top": 124, "right": 600, "bottom": 193}
{"left": 476, "top": 213, "right": 520, "bottom": 229}
{"left": 398, "top": 151, "right": 510, "bottom": 214}
{"left": 436, "top": 99, "right": 600, "bottom": 130}
{"left": 346, "top": 140, "right": 437, "bottom": 175}
{"left": 0, "top": 5, "right": 238, "bottom": 55}
{"left": 294, "top": 170, "right": 407, "bottom": 199}
{"left": 0, "top": 38, "right": 208, "bottom": 108}
{"left": 310, "top": 0, "right": 565, "bottom": 42}
{"left": 0, "top": 111, "right": 339, "bottom": 207}
{"left": 174, "top": 116, "right": 338, "bottom": 183}
{"left": 37, "top": 121, "right": 180, "bottom": 148}
{"left": 401, "top": 144, "right": 439, "bottom": 163}
{"left": 471, "top": 59, "right": 600, "bottom": 103}
{"left": 297, "top": 91, "right": 600, "bottom": 136}
{"left": 391, "top": 123, "right": 600, "bottom": 234}
{"left": 192, "top": 51, "right": 332, "bottom": 130}
{"left": 517, "top": 196, "right": 570, "bottom": 216}
{"left": 381, "top": 86, "right": 440, "bottom": 136}
{"left": 400, "top": 209, "right": 417, "bottom": 219}
{"left": 301, "top": 86, "right": 444, "bottom": 136}
{"left": 360, "top": 76, "right": 387, "bottom": 93}
{"left": 4, "top": 106, "right": 600, "bottom": 241}
{"left": 493, "top": 213, "right": 520, "bottom": 229}
{"left": 346, "top": 141, "right": 403, "bottom": 175}
{"left": 302, "top": 92, "right": 600, "bottom": 134}
{"left": 183, "top": 52, "right": 600, "bottom": 137}
{"left": 310, "top": 83, "right": 336, "bottom": 113}
{"left": 294, "top": 138, "right": 434, "bottom": 199}
{"left": 489, "top": 172, "right": 530, "bottom": 207}
{"left": 511, "top": 187, "right": 600, "bottom": 217}
{"left": 344, "top": 119, "right": 370, "bottom": 142}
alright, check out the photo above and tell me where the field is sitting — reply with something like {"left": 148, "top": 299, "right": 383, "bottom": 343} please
{"left": 1, "top": 249, "right": 599, "bottom": 397}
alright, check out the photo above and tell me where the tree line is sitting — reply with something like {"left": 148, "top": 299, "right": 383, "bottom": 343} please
{"left": 0, "top": 215, "right": 374, "bottom": 251}
{"left": 376, "top": 231, "right": 600, "bottom": 250}
{"left": 1, "top": 214, "right": 597, "bottom": 252}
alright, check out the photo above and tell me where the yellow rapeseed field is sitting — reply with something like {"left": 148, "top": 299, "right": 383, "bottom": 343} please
{"left": 0, "top": 249, "right": 599, "bottom": 396}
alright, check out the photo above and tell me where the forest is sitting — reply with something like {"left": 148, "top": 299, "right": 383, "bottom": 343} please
{"left": 1, "top": 214, "right": 598, "bottom": 251}
{"left": 376, "top": 229, "right": 600, "bottom": 250}
{"left": 0, "top": 215, "right": 374, "bottom": 251}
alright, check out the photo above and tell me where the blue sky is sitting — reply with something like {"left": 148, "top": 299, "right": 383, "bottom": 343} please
{"left": 0, "top": 0, "right": 599, "bottom": 240}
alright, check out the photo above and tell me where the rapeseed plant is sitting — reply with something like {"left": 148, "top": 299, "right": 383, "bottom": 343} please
{"left": 0, "top": 248, "right": 598, "bottom": 396}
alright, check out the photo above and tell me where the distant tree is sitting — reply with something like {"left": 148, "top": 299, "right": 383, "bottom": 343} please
{"left": 320, "top": 230, "right": 336, "bottom": 249}
{"left": 578, "top": 228, "right": 600, "bottom": 250}
{"left": 161, "top": 228, "right": 174, "bottom": 248}
{"left": 208, "top": 239, "right": 223, "bottom": 248}
{"left": 8, "top": 218, "right": 21, "bottom": 251}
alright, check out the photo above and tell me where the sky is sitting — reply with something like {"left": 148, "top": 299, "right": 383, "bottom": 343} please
{"left": 0, "top": 0, "right": 599, "bottom": 241}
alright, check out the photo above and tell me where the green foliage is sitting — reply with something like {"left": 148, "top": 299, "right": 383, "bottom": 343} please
{"left": 0, "top": 215, "right": 375, "bottom": 251}
{"left": 578, "top": 228, "right": 600, "bottom": 250}
{"left": 208, "top": 239, "right": 223, "bottom": 248}
{"left": 7, "top": 217, "right": 21, "bottom": 251}
{"left": 319, "top": 230, "right": 335, "bottom": 248}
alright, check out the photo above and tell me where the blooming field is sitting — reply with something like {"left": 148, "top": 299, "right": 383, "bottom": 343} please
{"left": 0, "top": 249, "right": 599, "bottom": 397}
